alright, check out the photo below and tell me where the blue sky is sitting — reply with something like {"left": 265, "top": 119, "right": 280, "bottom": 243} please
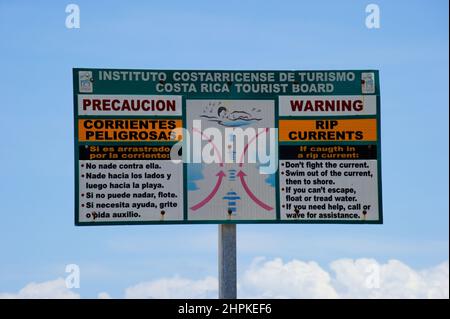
{"left": 0, "top": 0, "right": 448, "bottom": 298}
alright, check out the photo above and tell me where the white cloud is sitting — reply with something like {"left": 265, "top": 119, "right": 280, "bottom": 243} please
{"left": 332, "top": 259, "right": 449, "bottom": 298}
{"left": 241, "top": 257, "right": 338, "bottom": 298}
{"left": 1, "top": 259, "right": 447, "bottom": 299}
{"left": 0, "top": 278, "right": 79, "bottom": 299}
{"left": 122, "top": 258, "right": 448, "bottom": 299}
{"left": 97, "top": 292, "right": 112, "bottom": 299}
{"left": 240, "top": 258, "right": 449, "bottom": 299}
{"left": 124, "top": 276, "right": 218, "bottom": 299}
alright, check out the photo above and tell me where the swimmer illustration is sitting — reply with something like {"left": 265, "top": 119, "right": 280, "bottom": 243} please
{"left": 200, "top": 103, "right": 262, "bottom": 127}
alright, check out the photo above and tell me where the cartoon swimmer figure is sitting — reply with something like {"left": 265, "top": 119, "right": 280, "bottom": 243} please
{"left": 201, "top": 106, "right": 261, "bottom": 127}
{"left": 217, "top": 106, "right": 254, "bottom": 121}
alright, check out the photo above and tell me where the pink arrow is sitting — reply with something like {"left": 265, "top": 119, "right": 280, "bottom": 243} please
{"left": 190, "top": 171, "right": 226, "bottom": 211}
{"left": 237, "top": 170, "right": 273, "bottom": 211}
{"left": 239, "top": 128, "right": 269, "bottom": 167}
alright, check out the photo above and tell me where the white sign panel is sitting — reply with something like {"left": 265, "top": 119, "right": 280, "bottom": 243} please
{"left": 186, "top": 100, "right": 276, "bottom": 221}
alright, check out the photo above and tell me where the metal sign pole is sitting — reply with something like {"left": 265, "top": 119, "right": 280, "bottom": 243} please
{"left": 218, "top": 224, "right": 237, "bottom": 299}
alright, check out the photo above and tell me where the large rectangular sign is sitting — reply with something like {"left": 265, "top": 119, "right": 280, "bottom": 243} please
{"left": 73, "top": 69, "right": 382, "bottom": 225}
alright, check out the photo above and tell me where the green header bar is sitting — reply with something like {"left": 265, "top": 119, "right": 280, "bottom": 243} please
{"left": 74, "top": 68, "right": 379, "bottom": 98}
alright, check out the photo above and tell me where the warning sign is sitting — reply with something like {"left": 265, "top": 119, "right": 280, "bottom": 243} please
{"left": 73, "top": 68, "right": 382, "bottom": 225}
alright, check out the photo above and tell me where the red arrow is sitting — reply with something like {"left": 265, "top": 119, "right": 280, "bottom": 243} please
{"left": 190, "top": 171, "right": 226, "bottom": 211}
{"left": 237, "top": 170, "right": 273, "bottom": 211}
